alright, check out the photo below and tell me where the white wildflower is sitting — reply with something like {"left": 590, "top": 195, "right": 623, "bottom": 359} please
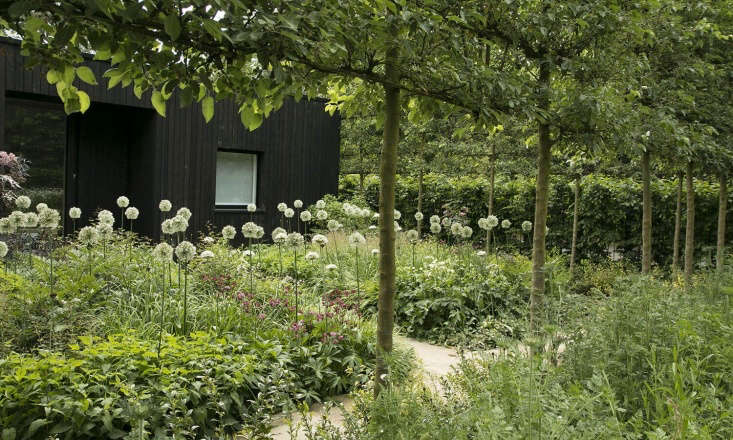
{"left": 325, "top": 263, "right": 338, "bottom": 272}
{"left": 501, "top": 219, "right": 511, "bottom": 229}
{"left": 23, "top": 212, "right": 39, "bottom": 228}
{"left": 462, "top": 225, "right": 473, "bottom": 238}
{"left": 98, "top": 210, "right": 115, "bottom": 226}
{"left": 394, "top": 209, "right": 401, "bottom": 220}
{"left": 161, "top": 219, "right": 175, "bottom": 235}
{"left": 39, "top": 209, "right": 61, "bottom": 229}
{"left": 0, "top": 218, "right": 15, "bottom": 234}
{"left": 450, "top": 222, "right": 463, "bottom": 236}
{"left": 348, "top": 231, "right": 366, "bottom": 246}
{"left": 414, "top": 212, "right": 424, "bottom": 221}
{"left": 441, "top": 217, "right": 452, "bottom": 227}
{"left": 241, "top": 221, "right": 259, "bottom": 238}
{"left": 222, "top": 225, "right": 236, "bottom": 240}
{"left": 0, "top": 241, "right": 8, "bottom": 258}
{"left": 152, "top": 242, "right": 173, "bottom": 261}
{"left": 124, "top": 207, "right": 139, "bottom": 220}
{"left": 36, "top": 203, "right": 48, "bottom": 213}
{"left": 200, "top": 250, "right": 215, "bottom": 259}
{"left": 284, "top": 208, "right": 294, "bottom": 218}
{"left": 477, "top": 250, "right": 487, "bottom": 257}
{"left": 203, "top": 236, "right": 215, "bottom": 244}
{"left": 478, "top": 217, "right": 489, "bottom": 230}
{"left": 394, "top": 221, "right": 402, "bottom": 232}
{"left": 15, "top": 195, "right": 31, "bottom": 210}
{"left": 286, "top": 232, "right": 304, "bottom": 247}
{"left": 247, "top": 203, "right": 257, "bottom": 213}
{"left": 277, "top": 202, "right": 287, "bottom": 212}
{"left": 316, "top": 199, "right": 326, "bottom": 209}
{"left": 255, "top": 226, "right": 265, "bottom": 239}
{"left": 487, "top": 215, "right": 499, "bottom": 228}
{"left": 175, "top": 241, "right": 196, "bottom": 263}
{"left": 406, "top": 229, "right": 419, "bottom": 243}
{"left": 294, "top": 199, "right": 303, "bottom": 208}
{"left": 522, "top": 221, "right": 532, "bottom": 232}
{"left": 430, "top": 215, "right": 440, "bottom": 224}
{"left": 300, "top": 210, "right": 312, "bottom": 222}
{"left": 78, "top": 226, "right": 99, "bottom": 245}
{"left": 176, "top": 207, "right": 192, "bottom": 221}
{"left": 368, "top": 225, "right": 377, "bottom": 230}
{"left": 273, "top": 231, "right": 287, "bottom": 244}
{"left": 116, "top": 196, "right": 129, "bottom": 208}
{"left": 271, "top": 227, "right": 286, "bottom": 241}
{"left": 69, "top": 207, "right": 82, "bottom": 219}
{"left": 312, "top": 234, "right": 328, "bottom": 247}
{"left": 316, "top": 209, "right": 328, "bottom": 221}
{"left": 327, "top": 219, "right": 340, "bottom": 232}
{"left": 430, "top": 222, "right": 441, "bottom": 234}
{"left": 96, "top": 222, "right": 113, "bottom": 239}
{"left": 171, "top": 215, "right": 189, "bottom": 232}
{"left": 159, "top": 199, "right": 172, "bottom": 212}
{"left": 305, "top": 251, "right": 319, "bottom": 261}
{"left": 8, "top": 211, "right": 24, "bottom": 228}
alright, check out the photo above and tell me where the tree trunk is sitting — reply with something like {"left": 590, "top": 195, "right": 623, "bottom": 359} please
{"left": 417, "top": 167, "right": 424, "bottom": 238}
{"left": 717, "top": 173, "right": 727, "bottom": 273}
{"left": 641, "top": 150, "right": 652, "bottom": 274}
{"left": 374, "top": 43, "right": 400, "bottom": 397}
{"left": 530, "top": 62, "right": 551, "bottom": 335}
{"left": 684, "top": 162, "right": 695, "bottom": 287}
{"left": 569, "top": 175, "right": 580, "bottom": 277}
{"left": 487, "top": 143, "right": 495, "bottom": 249}
{"left": 672, "top": 171, "right": 682, "bottom": 271}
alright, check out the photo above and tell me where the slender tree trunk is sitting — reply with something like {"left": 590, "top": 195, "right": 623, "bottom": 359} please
{"left": 530, "top": 62, "right": 551, "bottom": 335}
{"left": 684, "top": 162, "right": 695, "bottom": 287}
{"left": 569, "top": 175, "right": 580, "bottom": 277}
{"left": 641, "top": 150, "right": 652, "bottom": 274}
{"left": 487, "top": 144, "right": 496, "bottom": 249}
{"left": 417, "top": 167, "right": 424, "bottom": 238}
{"left": 672, "top": 172, "right": 683, "bottom": 271}
{"left": 374, "top": 42, "right": 400, "bottom": 397}
{"left": 717, "top": 173, "right": 727, "bottom": 273}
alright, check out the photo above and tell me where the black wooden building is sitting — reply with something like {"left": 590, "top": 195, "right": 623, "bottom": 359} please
{"left": 0, "top": 38, "right": 340, "bottom": 239}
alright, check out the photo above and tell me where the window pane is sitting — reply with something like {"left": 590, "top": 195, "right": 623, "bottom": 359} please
{"left": 215, "top": 151, "right": 256, "bottom": 205}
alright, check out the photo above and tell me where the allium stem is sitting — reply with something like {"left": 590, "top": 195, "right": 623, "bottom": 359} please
{"left": 294, "top": 247, "right": 299, "bottom": 323}
{"left": 355, "top": 246, "right": 360, "bottom": 297}
{"left": 182, "top": 264, "right": 188, "bottom": 335}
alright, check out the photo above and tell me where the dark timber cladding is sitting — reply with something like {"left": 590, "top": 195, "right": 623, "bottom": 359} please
{"left": 0, "top": 38, "right": 341, "bottom": 239}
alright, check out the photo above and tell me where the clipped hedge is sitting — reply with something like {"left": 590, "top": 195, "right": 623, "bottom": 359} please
{"left": 340, "top": 173, "right": 731, "bottom": 264}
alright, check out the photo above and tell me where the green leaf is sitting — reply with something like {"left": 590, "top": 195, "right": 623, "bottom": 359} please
{"left": 28, "top": 419, "right": 49, "bottom": 436}
{"left": 151, "top": 90, "right": 166, "bottom": 117}
{"left": 164, "top": 14, "right": 182, "bottom": 40}
{"left": 1, "top": 428, "right": 16, "bottom": 440}
{"left": 202, "top": 96, "right": 214, "bottom": 123}
{"left": 240, "top": 105, "right": 263, "bottom": 131}
{"left": 76, "top": 66, "right": 97, "bottom": 85}
{"left": 46, "top": 69, "right": 60, "bottom": 85}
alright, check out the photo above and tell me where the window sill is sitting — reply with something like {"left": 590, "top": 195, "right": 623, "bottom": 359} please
{"left": 214, "top": 207, "right": 266, "bottom": 214}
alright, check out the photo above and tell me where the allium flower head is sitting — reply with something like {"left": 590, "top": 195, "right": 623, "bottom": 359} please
{"left": 316, "top": 209, "right": 328, "bottom": 221}
{"left": 23, "top": 212, "right": 39, "bottom": 228}
{"left": 487, "top": 215, "right": 499, "bottom": 228}
{"left": 15, "top": 195, "right": 31, "bottom": 210}
{"left": 247, "top": 203, "right": 257, "bottom": 212}
{"left": 277, "top": 202, "right": 287, "bottom": 212}
{"left": 394, "top": 209, "right": 401, "bottom": 220}
{"left": 284, "top": 208, "right": 295, "bottom": 218}
{"left": 501, "top": 219, "right": 511, "bottom": 229}
{"left": 522, "top": 221, "right": 532, "bottom": 232}
{"left": 39, "top": 209, "right": 61, "bottom": 229}
{"left": 9, "top": 211, "right": 24, "bottom": 228}
{"left": 124, "top": 207, "right": 139, "bottom": 220}
{"left": 286, "top": 232, "right": 304, "bottom": 247}
{"left": 430, "top": 222, "right": 441, "bottom": 234}
{"left": 325, "top": 263, "right": 338, "bottom": 272}
{"left": 348, "top": 231, "right": 366, "bottom": 246}
{"left": 241, "top": 221, "right": 259, "bottom": 238}
{"left": 545, "top": 226, "right": 549, "bottom": 234}
{"left": 176, "top": 207, "right": 192, "bottom": 221}
{"left": 255, "top": 226, "right": 265, "bottom": 239}
{"left": 294, "top": 199, "right": 303, "bottom": 208}
{"left": 116, "top": 196, "right": 129, "bottom": 208}
{"left": 161, "top": 219, "right": 175, "bottom": 235}
{"left": 441, "top": 217, "right": 452, "bottom": 227}
{"left": 462, "top": 225, "right": 473, "bottom": 238}
{"left": 414, "top": 212, "right": 424, "bottom": 221}
{"left": 394, "top": 221, "right": 402, "bottom": 232}
{"left": 271, "top": 227, "right": 286, "bottom": 241}
{"left": 477, "top": 250, "right": 487, "bottom": 257}
{"left": 450, "top": 222, "right": 463, "bottom": 236}
{"left": 200, "top": 250, "right": 215, "bottom": 259}
{"left": 36, "top": 203, "right": 48, "bottom": 213}
{"left": 171, "top": 215, "right": 189, "bottom": 233}
{"left": 305, "top": 251, "right": 319, "bottom": 261}
{"left": 69, "top": 207, "right": 82, "bottom": 219}
{"left": 96, "top": 222, "right": 113, "bottom": 239}
{"left": 159, "top": 200, "right": 172, "bottom": 212}
{"left": 406, "top": 229, "right": 419, "bottom": 243}
{"left": 327, "top": 219, "right": 340, "bottom": 232}
{"left": 300, "top": 210, "right": 312, "bottom": 222}
{"left": 273, "top": 231, "right": 287, "bottom": 244}
{"left": 372, "top": 213, "right": 380, "bottom": 220}
{"left": 430, "top": 215, "right": 440, "bottom": 224}
{"left": 312, "top": 234, "right": 328, "bottom": 247}
{"left": 368, "top": 225, "right": 377, "bottom": 230}
{"left": 78, "top": 226, "right": 99, "bottom": 245}
{"left": 152, "top": 242, "right": 173, "bottom": 261}
{"left": 175, "top": 241, "right": 196, "bottom": 263}
{"left": 371, "top": 248, "right": 379, "bottom": 256}
{"left": 0, "top": 218, "right": 15, "bottom": 234}
{"left": 222, "top": 225, "right": 236, "bottom": 240}
{"left": 0, "top": 241, "right": 8, "bottom": 258}
{"left": 316, "top": 199, "right": 326, "bottom": 209}
{"left": 203, "top": 237, "right": 215, "bottom": 244}
{"left": 98, "top": 210, "right": 115, "bottom": 226}
{"left": 478, "top": 218, "right": 489, "bottom": 231}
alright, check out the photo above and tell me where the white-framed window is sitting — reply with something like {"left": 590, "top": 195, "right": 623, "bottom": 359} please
{"left": 215, "top": 151, "right": 257, "bottom": 207}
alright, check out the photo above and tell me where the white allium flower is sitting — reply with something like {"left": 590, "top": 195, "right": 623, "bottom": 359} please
{"left": 273, "top": 231, "right": 287, "bottom": 244}
{"left": 325, "top": 263, "right": 338, "bottom": 272}
{"left": 414, "top": 212, "right": 424, "bottom": 221}
{"left": 116, "top": 196, "right": 129, "bottom": 208}
{"left": 159, "top": 199, "right": 172, "bottom": 212}
{"left": 300, "top": 210, "right": 312, "bottom": 222}
{"left": 348, "top": 231, "right": 366, "bottom": 246}
{"left": 243, "top": 249, "right": 253, "bottom": 257}
{"left": 430, "top": 222, "right": 441, "bottom": 234}
{"left": 176, "top": 207, "right": 192, "bottom": 221}
{"left": 98, "top": 210, "right": 114, "bottom": 226}
{"left": 441, "top": 217, "right": 452, "bottom": 227}
{"left": 284, "top": 208, "right": 295, "bottom": 218}
{"left": 241, "top": 221, "right": 259, "bottom": 238}
{"left": 394, "top": 209, "right": 401, "bottom": 220}
{"left": 368, "top": 225, "right": 377, "bottom": 230}
{"left": 406, "top": 229, "right": 419, "bottom": 243}
{"left": 96, "top": 222, "right": 113, "bottom": 239}
{"left": 175, "top": 241, "right": 196, "bottom": 263}
{"left": 372, "top": 213, "right": 380, "bottom": 220}
{"left": 316, "top": 199, "right": 326, "bottom": 209}
{"left": 203, "top": 236, "right": 215, "bottom": 244}
{"left": 69, "top": 207, "right": 82, "bottom": 219}
{"left": 171, "top": 215, "right": 189, "bottom": 232}
{"left": 312, "top": 234, "right": 328, "bottom": 247}
{"left": 294, "top": 199, "right": 303, "bottom": 208}
{"left": 9, "top": 211, "right": 24, "bottom": 228}
{"left": 36, "top": 203, "right": 48, "bottom": 213}
{"left": 78, "top": 226, "right": 99, "bottom": 245}
{"left": 487, "top": 215, "right": 499, "bottom": 228}
{"left": 0, "top": 218, "right": 15, "bottom": 234}
{"left": 200, "top": 250, "right": 215, "bottom": 259}
{"left": 271, "top": 227, "right": 286, "bottom": 241}
{"left": 161, "top": 219, "right": 175, "bottom": 235}
{"left": 430, "top": 215, "right": 440, "bottom": 224}
{"left": 316, "top": 209, "right": 328, "bottom": 221}
{"left": 371, "top": 248, "right": 379, "bottom": 256}
{"left": 0, "top": 241, "right": 8, "bottom": 258}
{"left": 477, "top": 250, "right": 487, "bottom": 257}
{"left": 545, "top": 226, "right": 549, "bottom": 234}
{"left": 277, "top": 202, "right": 287, "bottom": 212}
{"left": 327, "top": 219, "right": 340, "bottom": 232}
{"left": 255, "top": 226, "right": 264, "bottom": 239}
{"left": 23, "top": 212, "right": 39, "bottom": 228}
{"left": 124, "top": 207, "right": 139, "bottom": 220}
{"left": 394, "top": 221, "right": 402, "bottom": 232}
{"left": 247, "top": 203, "right": 257, "bottom": 212}
{"left": 305, "top": 251, "right": 319, "bottom": 261}
{"left": 501, "top": 219, "right": 511, "bottom": 229}
{"left": 450, "top": 222, "right": 463, "bottom": 236}
{"left": 478, "top": 217, "right": 489, "bottom": 230}
{"left": 286, "top": 232, "right": 304, "bottom": 247}
{"left": 15, "top": 195, "right": 31, "bottom": 210}
{"left": 222, "top": 225, "right": 236, "bottom": 240}
{"left": 152, "top": 242, "right": 173, "bottom": 261}
{"left": 39, "top": 209, "right": 61, "bottom": 229}
{"left": 522, "top": 221, "right": 533, "bottom": 232}
{"left": 462, "top": 226, "right": 473, "bottom": 238}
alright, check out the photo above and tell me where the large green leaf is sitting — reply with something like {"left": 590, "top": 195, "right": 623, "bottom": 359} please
{"left": 76, "top": 66, "right": 97, "bottom": 85}
{"left": 151, "top": 90, "right": 166, "bottom": 117}
{"left": 202, "top": 96, "right": 214, "bottom": 123}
